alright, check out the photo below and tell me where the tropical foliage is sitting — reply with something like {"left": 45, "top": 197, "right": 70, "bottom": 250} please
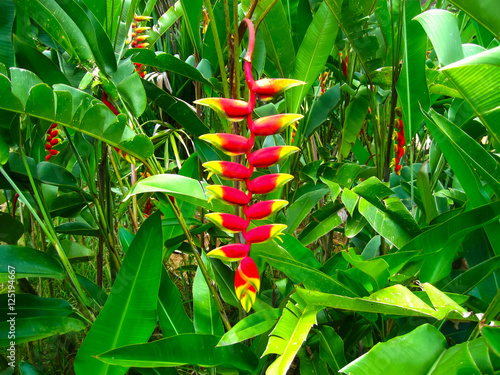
{"left": 0, "top": 0, "right": 499, "bottom": 374}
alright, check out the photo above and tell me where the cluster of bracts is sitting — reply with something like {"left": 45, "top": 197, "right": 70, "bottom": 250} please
{"left": 45, "top": 123, "right": 60, "bottom": 161}
{"left": 194, "top": 19, "right": 305, "bottom": 312}
{"left": 391, "top": 119, "right": 405, "bottom": 175}
{"left": 128, "top": 15, "right": 152, "bottom": 78}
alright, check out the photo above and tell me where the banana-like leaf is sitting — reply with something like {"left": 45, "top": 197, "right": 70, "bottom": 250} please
{"left": 148, "top": 1, "right": 183, "bottom": 45}
{"left": 448, "top": 0, "right": 500, "bottom": 40}
{"left": 414, "top": 9, "right": 464, "bottom": 66}
{"left": 396, "top": 0, "right": 430, "bottom": 139}
{"left": 340, "top": 96, "right": 369, "bottom": 158}
{"left": 193, "top": 265, "right": 224, "bottom": 336}
{"left": 0, "top": 294, "right": 73, "bottom": 318}
{"left": 287, "top": 1, "right": 338, "bottom": 113}
{"left": 316, "top": 326, "right": 347, "bottom": 372}
{"left": 179, "top": 0, "right": 202, "bottom": 54}
{"left": 0, "top": 316, "right": 85, "bottom": 347}
{"left": 74, "top": 212, "right": 163, "bottom": 375}
{"left": 263, "top": 294, "right": 320, "bottom": 375}
{"left": 441, "top": 46, "right": 500, "bottom": 144}
{"left": 217, "top": 308, "right": 282, "bottom": 346}
{"left": 340, "top": 325, "right": 493, "bottom": 375}
{"left": 0, "top": 245, "right": 65, "bottom": 282}
{"left": 286, "top": 186, "right": 330, "bottom": 233}
{"left": 0, "top": 212, "right": 23, "bottom": 244}
{"left": 0, "top": 69, "right": 153, "bottom": 160}
{"left": 96, "top": 334, "right": 259, "bottom": 371}
{"left": 296, "top": 282, "right": 474, "bottom": 321}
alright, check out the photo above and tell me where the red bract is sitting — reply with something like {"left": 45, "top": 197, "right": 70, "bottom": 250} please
{"left": 202, "top": 18, "right": 301, "bottom": 312}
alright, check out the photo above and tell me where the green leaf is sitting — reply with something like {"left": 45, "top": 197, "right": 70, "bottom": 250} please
{"left": 0, "top": 0, "right": 15, "bottom": 68}
{"left": 129, "top": 49, "right": 212, "bottom": 87}
{"left": 157, "top": 267, "right": 194, "bottom": 338}
{"left": 0, "top": 70, "right": 153, "bottom": 160}
{"left": 316, "top": 326, "right": 347, "bottom": 372}
{"left": 341, "top": 96, "right": 369, "bottom": 158}
{"left": 263, "top": 294, "right": 320, "bottom": 375}
{"left": 124, "top": 174, "right": 207, "bottom": 208}
{"left": 19, "top": 361, "right": 44, "bottom": 375}
{"left": 49, "top": 192, "right": 87, "bottom": 218}
{"left": 262, "top": 253, "right": 356, "bottom": 296}
{"left": 482, "top": 326, "right": 500, "bottom": 357}
{"left": 443, "top": 255, "right": 500, "bottom": 294}
{"left": 0, "top": 212, "right": 24, "bottom": 244}
{"left": 14, "top": 0, "right": 93, "bottom": 67}
{"left": 0, "top": 245, "right": 65, "bottom": 282}
{"left": 96, "top": 334, "right": 259, "bottom": 371}
{"left": 287, "top": 1, "right": 338, "bottom": 113}
{"left": 193, "top": 265, "right": 224, "bottom": 336}
{"left": 148, "top": 1, "right": 183, "bottom": 45}
{"left": 217, "top": 308, "right": 282, "bottom": 346}
{"left": 414, "top": 10, "right": 464, "bottom": 66}
{"left": 74, "top": 212, "right": 163, "bottom": 375}
{"left": 416, "top": 161, "right": 439, "bottom": 224}
{"left": 286, "top": 186, "right": 329, "bottom": 233}
{"left": 142, "top": 80, "right": 209, "bottom": 136}
{"left": 303, "top": 84, "right": 341, "bottom": 139}
{"left": 117, "top": 71, "right": 147, "bottom": 117}
{"left": 179, "top": 0, "right": 202, "bottom": 53}
{"left": 339, "top": 324, "right": 446, "bottom": 375}
{"left": 0, "top": 294, "right": 72, "bottom": 318}
{"left": 55, "top": 222, "right": 99, "bottom": 237}
{"left": 448, "top": 0, "right": 500, "bottom": 40}
{"left": 0, "top": 316, "right": 85, "bottom": 347}
{"left": 440, "top": 46, "right": 500, "bottom": 144}
{"left": 396, "top": 0, "right": 430, "bottom": 139}
{"left": 298, "top": 203, "right": 346, "bottom": 246}
{"left": 52, "top": 239, "right": 94, "bottom": 263}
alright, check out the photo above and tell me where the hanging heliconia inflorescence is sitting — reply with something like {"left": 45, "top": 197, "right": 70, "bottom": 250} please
{"left": 45, "top": 123, "right": 60, "bottom": 161}
{"left": 195, "top": 18, "right": 305, "bottom": 312}
{"left": 128, "top": 14, "right": 152, "bottom": 78}
{"left": 391, "top": 119, "right": 405, "bottom": 175}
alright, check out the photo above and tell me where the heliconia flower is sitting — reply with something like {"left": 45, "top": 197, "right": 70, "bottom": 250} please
{"left": 114, "top": 147, "right": 136, "bottom": 165}
{"left": 194, "top": 98, "right": 252, "bottom": 122}
{"left": 45, "top": 143, "right": 51, "bottom": 150}
{"left": 246, "top": 224, "right": 287, "bottom": 244}
{"left": 251, "top": 79, "right": 305, "bottom": 101}
{"left": 396, "top": 146, "right": 405, "bottom": 159}
{"left": 199, "top": 134, "right": 252, "bottom": 156}
{"left": 134, "top": 15, "right": 153, "bottom": 21}
{"left": 249, "top": 146, "right": 299, "bottom": 168}
{"left": 50, "top": 130, "right": 59, "bottom": 138}
{"left": 136, "top": 43, "right": 150, "bottom": 48}
{"left": 248, "top": 173, "right": 293, "bottom": 195}
{"left": 136, "top": 35, "right": 150, "bottom": 42}
{"left": 203, "top": 161, "right": 251, "bottom": 181}
{"left": 50, "top": 138, "right": 59, "bottom": 146}
{"left": 45, "top": 154, "right": 52, "bottom": 162}
{"left": 135, "top": 26, "right": 151, "bottom": 33}
{"left": 49, "top": 149, "right": 59, "bottom": 156}
{"left": 207, "top": 243, "right": 250, "bottom": 262}
{"left": 206, "top": 185, "right": 250, "bottom": 205}
{"left": 246, "top": 200, "right": 288, "bottom": 220}
{"left": 235, "top": 256, "right": 260, "bottom": 312}
{"left": 251, "top": 114, "right": 303, "bottom": 136}
{"left": 205, "top": 213, "right": 247, "bottom": 233}
{"left": 395, "top": 164, "right": 402, "bottom": 175}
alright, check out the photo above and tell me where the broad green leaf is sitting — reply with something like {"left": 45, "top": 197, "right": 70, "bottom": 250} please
{"left": 179, "top": 0, "right": 202, "bottom": 53}
{"left": 116, "top": 72, "right": 147, "bottom": 118}
{"left": 36, "top": 161, "right": 79, "bottom": 189}
{"left": 125, "top": 174, "right": 207, "bottom": 208}
{"left": 298, "top": 348, "right": 329, "bottom": 375}
{"left": 0, "top": 70, "right": 153, "bottom": 160}
{"left": 340, "top": 96, "right": 369, "bottom": 158}
{"left": 443, "top": 255, "right": 500, "bottom": 295}
{"left": 286, "top": 186, "right": 329, "bottom": 233}
{"left": 96, "top": 334, "right": 259, "bottom": 371}
{"left": 157, "top": 267, "right": 194, "bottom": 337}
{"left": 142, "top": 80, "right": 209, "bottom": 136}
{"left": 193, "top": 265, "right": 224, "bottom": 336}
{"left": 396, "top": 0, "right": 430, "bottom": 139}
{"left": 339, "top": 324, "right": 446, "bottom": 375}
{"left": 0, "top": 0, "right": 15, "bottom": 68}
{"left": 263, "top": 294, "right": 319, "bottom": 375}
{"left": 414, "top": 10, "right": 464, "bottom": 66}
{"left": 74, "top": 212, "right": 163, "bottom": 375}
{"left": 51, "top": 239, "right": 94, "bottom": 262}
{"left": 262, "top": 253, "right": 356, "bottom": 296}
{"left": 210, "top": 259, "right": 240, "bottom": 308}
{"left": 428, "top": 341, "right": 481, "bottom": 375}
{"left": 0, "top": 212, "right": 24, "bottom": 244}
{"left": 259, "top": 1, "right": 295, "bottom": 78}
{"left": 0, "top": 245, "right": 65, "bottom": 282}
{"left": 0, "top": 294, "right": 72, "bottom": 318}
{"left": 0, "top": 316, "right": 85, "bottom": 347}
{"left": 342, "top": 249, "right": 390, "bottom": 291}
{"left": 448, "top": 0, "right": 500, "bottom": 40}
{"left": 302, "top": 85, "right": 341, "bottom": 139}
{"left": 298, "top": 203, "right": 346, "bottom": 246}
{"left": 482, "top": 326, "right": 500, "bottom": 357}
{"left": 287, "top": 1, "right": 338, "bottom": 113}
{"left": 416, "top": 161, "right": 439, "bottom": 224}
{"left": 426, "top": 110, "right": 500, "bottom": 199}
{"left": 217, "top": 309, "right": 282, "bottom": 346}
{"left": 441, "top": 46, "right": 500, "bottom": 144}
{"left": 149, "top": 1, "right": 183, "bottom": 45}
{"left": 49, "top": 192, "right": 88, "bottom": 218}
{"left": 316, "top": 326, "right": 347, "bottom": 372}
{"left": 14, "top": 0, "right": 93, "bottom": 67}
{"left": 77, "top": 273, "right": 108, "bottom": 307}
{"left": 55, "top": 222, "right": 99, "bottom": 237}
{"left": 129, "top": 49, "right": 212, "bottom": 87}
{"left": 19, "top": 361, "right": 44, "bottom": 375}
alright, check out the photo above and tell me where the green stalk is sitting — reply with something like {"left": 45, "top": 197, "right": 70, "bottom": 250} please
{"left": 204, "top": 0, "right": 229, "bottom": 98}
